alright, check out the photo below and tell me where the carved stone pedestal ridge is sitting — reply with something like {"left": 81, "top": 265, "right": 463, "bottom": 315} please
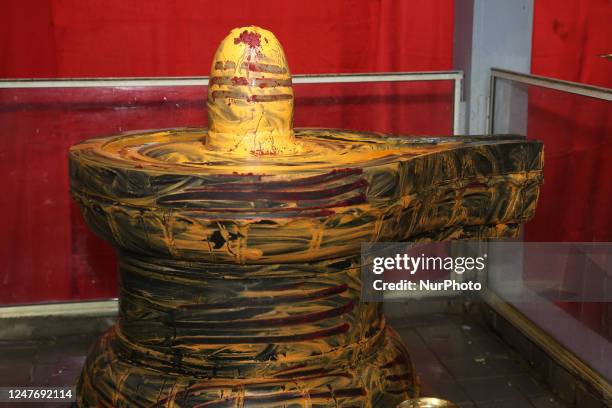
{"left": 70, "top": 26, "right": 543, "bottom": 407}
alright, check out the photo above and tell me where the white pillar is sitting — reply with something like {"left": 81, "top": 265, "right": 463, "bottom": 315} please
{"left": 453, "top": 0, "right": 534, "bottom": 135}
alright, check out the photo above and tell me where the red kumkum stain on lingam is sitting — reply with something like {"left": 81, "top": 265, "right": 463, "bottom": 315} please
{"left": 234, "top": 30, "right": 261, "bottom": 48}
{"left": 231, "top": 76, "right": 249, "bottom": 86}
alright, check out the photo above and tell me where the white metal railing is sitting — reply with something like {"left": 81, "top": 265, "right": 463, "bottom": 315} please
{"left": 488, "top": 68, "right": 612, "bottom": 133}
{"left": 0, "top": 71, "right": 463, "bottom": 135}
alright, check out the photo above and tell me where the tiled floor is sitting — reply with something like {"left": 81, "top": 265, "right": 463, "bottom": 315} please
{"left": 0, "top": 312, "right": 567, "bottom": 407}
{"left": 389, "top": 311, "right": 568, "bottom": 408}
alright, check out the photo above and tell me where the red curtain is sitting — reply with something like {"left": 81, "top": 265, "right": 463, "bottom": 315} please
{"left": 0, "top": 0, "right": 454, "bottom": 304}
{"left": 0, "top": 0, "right": 453, "bottom": 77}
{"left": 526, "top": 0, "right": 612, "bottom": 340}
{"left": 526, "top": 0, "right": 612, "bottom": 242}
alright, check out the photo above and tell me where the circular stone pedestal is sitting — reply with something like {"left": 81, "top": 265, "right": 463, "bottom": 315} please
{"left": 70, "top": 26, "right": 543, "bottom": 408}
{"left": 79, "top": 254, "right": 414, "bottom": 407}
{"left": 70, "top": 128, "right": 543, "bottom": 407}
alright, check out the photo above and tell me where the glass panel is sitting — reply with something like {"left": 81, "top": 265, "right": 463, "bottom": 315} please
{"left": 0, "top": 79, "right": 455, "bottom": 305}
{"left": 294, "top": 80, "right": 453, "bottom": 135}
{"left": 491, "top": 78, "right": 529, "bottom": 135}
{"left": 489, "top": 77, "right": 612, "bottom": 381}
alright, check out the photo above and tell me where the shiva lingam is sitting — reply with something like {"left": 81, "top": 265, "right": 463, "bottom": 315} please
{"left": 70, "top": 26, "right": 543, "bottom": 407}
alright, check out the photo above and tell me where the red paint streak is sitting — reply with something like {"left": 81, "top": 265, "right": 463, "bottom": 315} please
{"left": 177, "top": 323, "right": 351, "bottom": 344}
{"left": 386, "top": 373, "right": 414, "bottom": 382}
{"left": 274, "top": 363, "right": 308, "bottom": 374}
{"left": 149, "top": 205, "right": 338, "bottom": 218}
{"left": 231, "top": 76, "right": 249, "bottom": 86}
{"left": 274, "top": 367, "right": 336, "bottom": 379}
{"left": 159, "top": 379, "right": 360, "bottom": 406}
{"left": 463, "top": 181, "right": 488, "bottom": 189}
{"left": 242, "top": 62, "right": 287, "bottom": 74}
{"left": 381, "top": 354, "right": 405, "bottom": 369}
{"left": 234, "top": 30, "right": 261, "bottom": 48}
{"left": 179, "top": 284, "right": 349, "bottom": 309}
{"left": 165, "top": 179, "right": 368, "bottom": 202}
{"left": 231, "top": 172, "right": 257, "bottom": 176}
{"left": 250, "top": 147, "right": 277, "bottom": 156}
{"left": 193, "top": 168, "right": 363, "bottom": 190}
{"left": 244, "top": 94, "right": 292, "bottom": 102}
{"left": 171, "top": 301, "right": 354, "bottom": 329}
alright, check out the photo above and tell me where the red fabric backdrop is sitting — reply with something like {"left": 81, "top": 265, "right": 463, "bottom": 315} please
{"left": 1, "top": 0, "right": 453, "bottom": 77}
{"left": 526, "top": 0, "right": 612, "bottom": 242}
{"left": 526, "top": 0, "right": 612, "bottom": 340}
{"left": 0, "top": 0, "right": 454, "bottom": 304}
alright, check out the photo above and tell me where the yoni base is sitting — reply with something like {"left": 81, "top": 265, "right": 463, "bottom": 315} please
{"left": 77, "top": 325, "right": 416, "bottom": 407}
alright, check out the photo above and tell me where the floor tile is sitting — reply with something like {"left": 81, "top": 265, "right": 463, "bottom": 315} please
{"left": 32, "top": 356, "right": 84, "bottom": 386}
{"left": 476, "top": 397, "right": 533, "bottom": 408}
{"left": 427, "top": 335, "right": 510, "bottom": 362}
{"left": 416, "top": 322, "right": 465, "bottom": 341}
{"left": 441, "top": 357, "right": 501, "bottom": 380}
{"left": 458, "top": 376, "right": 525, "bottom": 403}
{"left": 0, "top": 363, "right": 34, "bottom": 386}
{"left": 419, "top": 380, "right": 474, "bottom": 405}
{"left": 414, "top": 358, "right": 456, "bottom": 384}
{"left": 394, "top": 327, "right": 431, "bottom": 352}
{"left": 529, "top": 394, "right": 569, "bottom": 408}
{"left": 485, "top": 354, "right": 529, "bottom": 376}
{"left": 508, "top": 373, "right": 552, "bottom": 399}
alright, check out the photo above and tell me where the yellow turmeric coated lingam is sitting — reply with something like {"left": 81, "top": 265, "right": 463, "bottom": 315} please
{"left": 206, "top": 26, "right": 300, "bottom": 156}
